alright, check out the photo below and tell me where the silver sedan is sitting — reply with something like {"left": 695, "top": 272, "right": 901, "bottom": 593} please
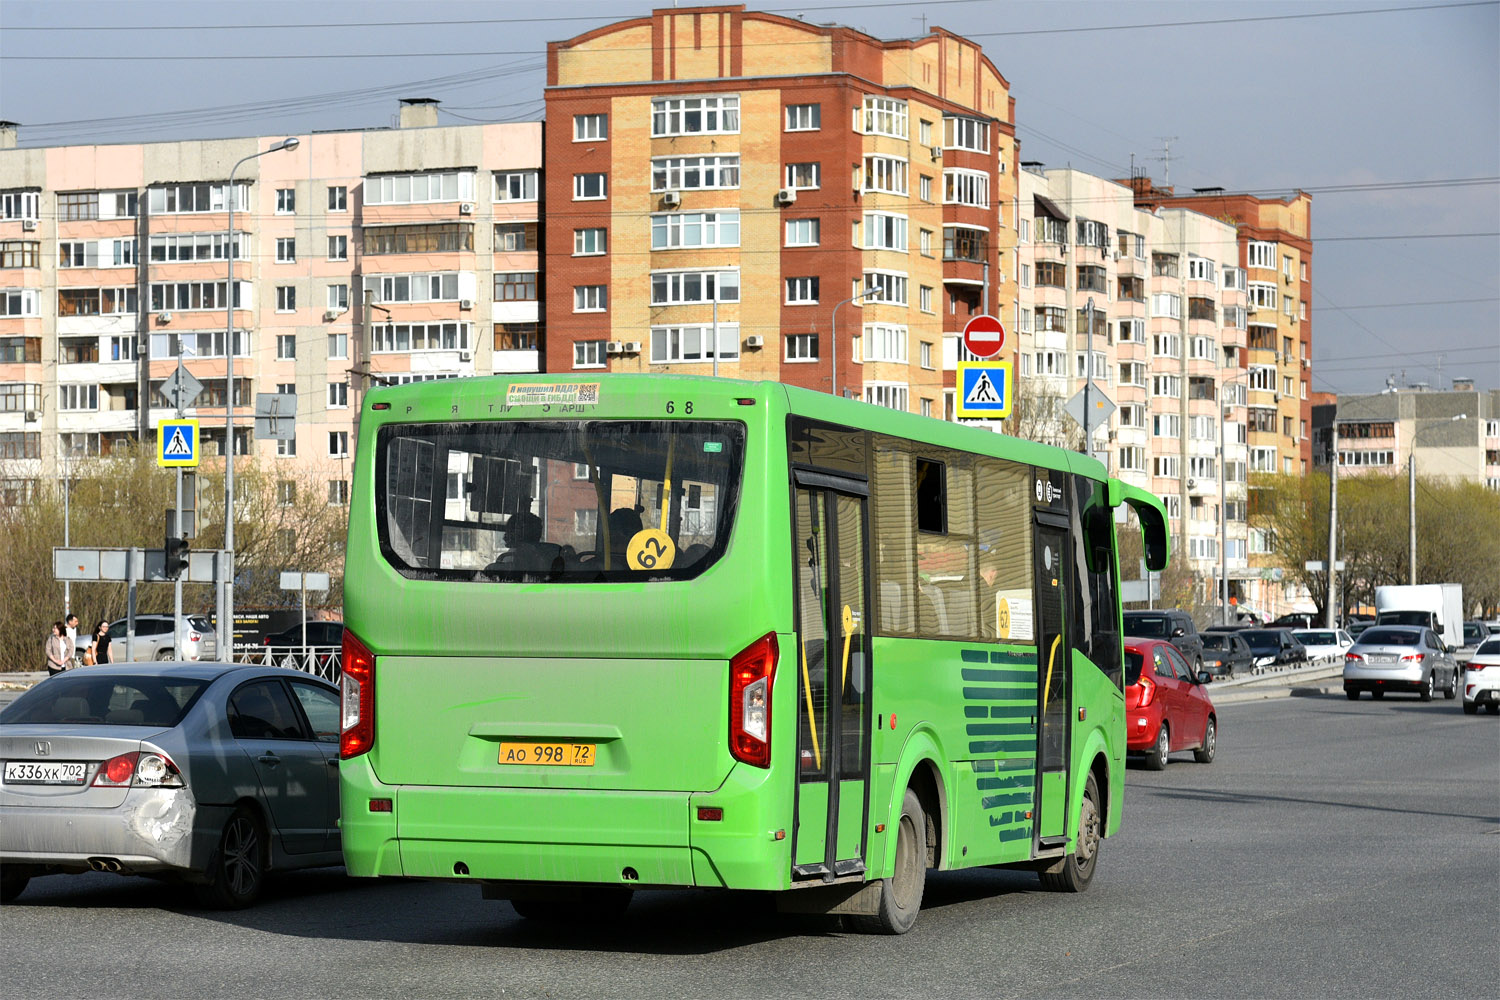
{"left": 1342, "top": 625, "right": 1460, "bottom": 702}
{"left": 0, "top": 662, "right": 342, "bottom": 908}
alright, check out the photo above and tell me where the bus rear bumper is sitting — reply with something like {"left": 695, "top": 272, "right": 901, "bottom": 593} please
{"left": 340, "top": 758, "right": 790, "bottom": 890}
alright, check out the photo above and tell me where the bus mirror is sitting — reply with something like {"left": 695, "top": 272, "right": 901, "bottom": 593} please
{"left": 1117, "top": 482, "right": 1170, "bottom": 572}
{"left": 1106, "top": 478, "right": 1124, "bottom": 508}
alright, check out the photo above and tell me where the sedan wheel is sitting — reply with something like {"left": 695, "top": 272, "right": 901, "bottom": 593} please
{"left": 1145, "top": 723, "right": 1169, "bottom": 771}
{"left": 1443, "top": 669, "right": 1457, "bottom": 700}
{"left": 195, "top": 808, "right": 265, "bottom": 909}
{"left": 1463, "top": 701, "right": 1479, "bottom": 715}
{"left": 1193, "top": 717, "right": 1217, "bottom": 764}
{"left": 1419, "top": 672, "right": 1434, "bottom": 702}
{"left": 1346, "top": 689, "right": 1360, "bottom": 701}
{"left": 155, "top": 649, "right": 175, "bottom": 661}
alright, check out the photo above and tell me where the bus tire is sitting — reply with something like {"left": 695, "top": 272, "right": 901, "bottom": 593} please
{"left": 511, "top": 887, "right": 632, "bottom": 922}
{"left": 1040, "top": 772, "right": 1101, "bottom": 893}
{"left": 849, "top": 788, "right": 926, "bottom": 935}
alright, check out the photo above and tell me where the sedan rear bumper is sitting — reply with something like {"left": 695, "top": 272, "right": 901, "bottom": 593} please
{"left": 0, "top": 787, "right": 220, "bottom": 874}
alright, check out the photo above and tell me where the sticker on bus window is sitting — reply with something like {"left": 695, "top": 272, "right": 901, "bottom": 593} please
{"left": 626, "top": 528, "right": 675, "bottom": 570}
{"left": 995, "top": 593, "right": 1034, "bottom": 642}
{"left": 505, "top": 382, "right": 600, "bottom": 407}
{"left": 703, "top": 442, "right": 723, "bottom": 453}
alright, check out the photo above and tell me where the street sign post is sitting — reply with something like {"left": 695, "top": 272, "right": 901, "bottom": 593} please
{"left": 280, "top": 571, "right": 332, "bottom": 650}
{"left": 955, "top": 361, "right": 1013, "bottom": 419}
{"left": 160, "top": 365, "right": 204, "bottom": 413}
{"left": 1063, "top": 383, "right": 1116, "bottom": 446}
{"left": 157, "top": 419, "right": 200, "bottom": 468}
{"left": 961, "top": 315, "right": 1006, "bottom": 359}
{"left": 254, "top": 392, "right": 297, "bottom": 441}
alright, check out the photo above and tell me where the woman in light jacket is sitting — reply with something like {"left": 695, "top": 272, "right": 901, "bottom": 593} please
{"left": 45, "top": 621, "right": 69, "bottom": 676}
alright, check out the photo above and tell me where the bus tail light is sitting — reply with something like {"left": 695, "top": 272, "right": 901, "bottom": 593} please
{"left": 729, "top": 633, "right": 778, "bottom": 769}
{"left": 340, "top": 628, "right": 376, "bottom": 759}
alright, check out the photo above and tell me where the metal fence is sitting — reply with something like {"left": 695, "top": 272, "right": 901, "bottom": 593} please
{"left": 238, "top": 646, "right": 342, "bottom": 683}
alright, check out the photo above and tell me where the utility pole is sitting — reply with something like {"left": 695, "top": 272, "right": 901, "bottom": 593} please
{"left": 1326, "top": 421, "right": 1339, "bottom": 628}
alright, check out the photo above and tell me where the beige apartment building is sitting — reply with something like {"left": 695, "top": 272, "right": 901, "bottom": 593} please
{"left": 0, "top": 104, "right": 542, "bottom": 502}
{"left": 1314, "top": 382, "right": 1500, "bottom": 488}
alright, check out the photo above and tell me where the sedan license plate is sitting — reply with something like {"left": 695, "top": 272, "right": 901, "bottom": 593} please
{"left": 498, "top": 742, "right": 594, "bottom": 767}
{"left": 4, "top": 760, "right": 87, "bottom": 785}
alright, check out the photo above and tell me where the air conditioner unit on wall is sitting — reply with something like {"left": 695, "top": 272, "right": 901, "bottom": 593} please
{"left": 622, "top": 341, "right": 641, "bottom": 353}
{"left": 605, "top": 341, "right": 623, "bottom": 354}
{"left": 324, "top": 309, "right": 341, "bottom": 321}
{"left": 459, "top": 202, "right": 474, "bottom": 215}
{"left": 776, "top": 188, "right": 797, "bottom": 206}
{"left": 459, "top": 350, "right": 472, "bottom": 362}
{"left": 22, "top": 219, "right": 37, "bottom": 231}
{"left": 745, "top": 335, "right": 764, "bottom": 348}
{"left": 930, "top": 146, "right": 942, "bottom": 160}
{"left": 459, "top": 298, "right": 474, "bottom": 310}
{"left": 24, "top": 410, "right": 37, "bottom": 422}
{"left": 661, "top": 191, "right": 682, "bottom": 208}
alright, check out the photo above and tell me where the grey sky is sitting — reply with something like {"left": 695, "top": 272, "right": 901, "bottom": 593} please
{"left": 3, "top": 0, "right": 1496, "bottom": 393}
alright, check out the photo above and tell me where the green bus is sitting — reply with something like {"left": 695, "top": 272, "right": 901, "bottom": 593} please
{"left": 339, "top": 374, "right": 1168, "bottom": 933}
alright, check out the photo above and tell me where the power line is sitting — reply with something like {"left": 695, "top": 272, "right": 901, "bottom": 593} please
{"left": 1312, "top": 297, "right": 1500, "bottom": 311}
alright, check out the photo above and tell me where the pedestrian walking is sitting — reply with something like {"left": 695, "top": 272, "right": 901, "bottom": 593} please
{"left": 45, "top": 621, "right": 69, "bottom": 676}
{"left": 64, "top": 612, "right": 80, "bottom": 670}
{"left": 86, "top": 619, "right": 112, "bottom": 666}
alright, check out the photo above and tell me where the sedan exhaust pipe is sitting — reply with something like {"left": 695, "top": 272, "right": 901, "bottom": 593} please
{"left": 87, "top": 857, "right": 124, "bottom": 872}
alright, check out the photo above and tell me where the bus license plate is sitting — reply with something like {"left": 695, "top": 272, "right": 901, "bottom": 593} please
{"left": 498, "top": 742, "right": 594, "bottom": 767}
{"left": 4, "top": 760, "right": 87, "bottom": 785}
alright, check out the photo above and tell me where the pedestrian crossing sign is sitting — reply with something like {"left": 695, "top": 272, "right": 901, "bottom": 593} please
{"left": 158, "top": 419, "right": 200, "bottom": 467}
{"left": 956, "top": 361, "right": 1012, "bottom": 419}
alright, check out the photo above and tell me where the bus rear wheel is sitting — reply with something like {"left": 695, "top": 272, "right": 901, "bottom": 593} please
{"left": 849, "top": 788, "right": 926, "bottom": 935}
{"left": 1040, "top": 772, "right": 1101, "bottom": 893}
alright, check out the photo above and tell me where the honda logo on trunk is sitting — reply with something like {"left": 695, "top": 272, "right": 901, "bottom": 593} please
{"left": 35, "top": 741, "right": 51, "bottom": 756}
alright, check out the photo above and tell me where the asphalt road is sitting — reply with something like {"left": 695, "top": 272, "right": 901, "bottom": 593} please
{"left": 2, "top": 691, "right": 1496, "bottom": 999}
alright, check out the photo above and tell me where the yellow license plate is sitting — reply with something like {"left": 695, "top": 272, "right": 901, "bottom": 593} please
{"left": 498, "top": 742, "right": 595, "bottom": 767}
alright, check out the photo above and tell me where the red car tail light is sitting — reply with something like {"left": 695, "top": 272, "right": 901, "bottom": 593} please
{"left": 1399, "top": 653, "right": 1425, "bottom": 663}
{"left": 1135, "top": 672, "right": 1157, "bottom": 708}
{"left": 728, "top": 633, "right": 777, "bottom": 769}
{"left": 93, "top": 751, "right": 183, "bottom": 788}
{"left": 1345, "top": 653, "right": 1364, "bottom": 663}
{"left": 340, "top": 628, "right": 376, "bottom": 759}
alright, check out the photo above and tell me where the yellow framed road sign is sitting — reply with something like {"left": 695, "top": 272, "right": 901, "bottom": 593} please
{"left": 955, "top": 361, "right": 1013, "bottom": 419}
{"left": 158, "top": 419, "right": 200, "bottom": 467}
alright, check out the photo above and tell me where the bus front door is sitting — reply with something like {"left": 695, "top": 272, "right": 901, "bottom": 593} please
{"left": 1032, "top": 515, "right": 1072, "bottom": 850}
{"left": 791, "top": 481, "right": 872, "bottom": 881}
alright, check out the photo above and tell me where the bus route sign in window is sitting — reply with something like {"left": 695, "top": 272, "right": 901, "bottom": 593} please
{"left": 375, "top": 419, "right": 745, "bottom": 582}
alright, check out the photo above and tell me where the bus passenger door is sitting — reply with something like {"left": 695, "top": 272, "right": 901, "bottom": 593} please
{"left": 1032, "top": 515, "right": 1071, "bottom": 850}
{"left": 791, "top": 479, "right": 872, "bottom": 881}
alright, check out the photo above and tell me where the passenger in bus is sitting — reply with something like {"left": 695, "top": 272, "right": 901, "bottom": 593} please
{"left": 978, "top": 552, "right": 1004, "bottom": 638}
{"left": 605, "top": 506, "right": 643, "bottom": 567}
{"left": 489, "top": 511, "right": 561, "bottom": 573}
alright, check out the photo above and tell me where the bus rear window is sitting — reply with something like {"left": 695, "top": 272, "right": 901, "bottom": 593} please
{"left": 376, "top": 419, "right": 745, "bottom": 582}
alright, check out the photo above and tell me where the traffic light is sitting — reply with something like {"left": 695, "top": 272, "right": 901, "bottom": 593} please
{"left": 164, "top": 511, "right": 189, "bottom": 580}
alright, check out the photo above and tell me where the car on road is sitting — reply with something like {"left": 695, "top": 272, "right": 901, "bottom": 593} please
{"left": 1200, "top": 631, "right": 1254, "bottom": 679}
{"left": 0, "top": 662, "right": 342, "bottom": 908}
{"left": 1342, "top": 625, "right": 1460, "bottom": 702}
{"left": 1347, "top": 620, "right": 1376, "bottom": 640}
{"left": 1292, "top": 628, "right": 1355, "bottom": 665}
{"left": 1240, "top": 628, "right": 1310, "bottom": 673}
{"left": 1456, "top": 621, "right": 1489, "bottom": 664}
{"left": 1271, "top": 612, "right": 1319, "bottom": 630}
{"left": 1461, "top": 636, "right": 1500, "bottom": 715}
{"left": 261, "top": 620, "right": 344, "bottom": 649}
{"left": 1124, "top": 638, "right": 1217, "bottom": 770}
{"left": 1122, "top": 609, "right": 1206, "bottom": 672}
{"left": 102, "top": 615, "right": 218, "bottom": 662}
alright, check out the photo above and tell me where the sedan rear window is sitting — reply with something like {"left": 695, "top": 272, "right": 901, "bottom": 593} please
{"left": 1358, "top": 628, "right": 1421, "bottom": 646}
{"left": 1297, "top": 631, "right": 1336, "bottom": 645}
{"left": 1478, "top": 638, "right": 1500, "bottom": 655}
{"left": 0, "top": 675, "right": 209, "bottom": 728}
{"left": 1124, "top": 615, "right": 1170, "bottom": 638}
{"left": 1201, "top": 633, "right": 1234, "bottom": 650}
{"left": 1125, "top": 650, "right": 1145, "bottom": 685}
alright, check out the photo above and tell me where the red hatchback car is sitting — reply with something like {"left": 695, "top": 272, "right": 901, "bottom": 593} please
{"left": 1124, "top": 638, "right": 1218, "bottom": 769}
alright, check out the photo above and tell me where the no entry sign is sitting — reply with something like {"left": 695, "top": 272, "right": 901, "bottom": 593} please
{"left": 962, "top": 315, "right": 1006, "bottom": 359}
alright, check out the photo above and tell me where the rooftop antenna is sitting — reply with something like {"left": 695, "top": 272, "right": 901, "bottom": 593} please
{"left": 914, "top": 14, "right": 927, "bottom": 32}
{"left": 1151, "top": 136, "right": 1178, "bottom": 187}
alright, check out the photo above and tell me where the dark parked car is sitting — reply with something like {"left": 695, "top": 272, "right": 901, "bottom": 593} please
{"left": 261, "top": 620, "right": 344, "bottom": 648}
{"left": 1124, "top": 638, "right": 1217, "bottom": 770}
{"left": 1270, "top": 612, "right": 1319, "bottom": 630}
{"left": 1123, "top": 610, "right": 1206, "bottom": 671}
{"left": 0, "top": 662, "right": 343, "bottom": 908}
{"left": 1239, "top": 629, "right": 1309, "bottom": 672}
{"left": 1200, "top": 631, "right": 1254, "bottom": 679}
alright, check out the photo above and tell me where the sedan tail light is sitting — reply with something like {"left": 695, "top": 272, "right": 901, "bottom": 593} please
{"left": 1135, "top": 673, "right": 1157, "bottom": 708}
{"left": 1399, "top": 653, "right": 1425, "bottom": 663}
{"left": 93, "top": 751, "right": 184, "bottom": 788}
{"left": 340, "top": 628, "right": 376, "bottom": 759}
{"left": 1345, "top": 653, "right": 1364, "bottom": 663}
{"left": 728, "top": 633, "right": 777, "bottom": 769}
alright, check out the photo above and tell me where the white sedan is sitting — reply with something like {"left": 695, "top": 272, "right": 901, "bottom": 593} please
{"left": 1292, "top": 628, "right": 1355, "bottom": 666}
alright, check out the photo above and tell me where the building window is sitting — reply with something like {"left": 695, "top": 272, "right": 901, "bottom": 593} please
{"left": 649, "top": 324, "right": 739, "bottom": 363}
{"left": 573, "top": 173, "right": 607, "bottom": 200}
{"left": 919, "top": 175, "right": 933, "bottom": 202}
{"left": 276, "top": 237, "right": 296, "bottom": 263}
{"left": 277, "top": 438, "right": 297, "bottom": 459}
{"left": 328, "top": 382, "right": 348, "bottom": 408}
{"left": 785, "top": 218, "right": 820, "bottom": 247}
{"left": 786, "top": 276, "right": 819, "bottom": 305}
{"left": 329, "top": 431, "right": 349, "bottom": 458}
{"left": 863, "top": 382, "right": 909, "bottom": 411}
{"left": 366, "top": 171, "right": 475, "bottom": 206}
{"left": 1152, "top": 252, "right": 1179, "bottom": 277}
{"left": 1153, "top": 333, "right": 1181, "bottom": 358}
{"left": 367, "top": 272, "right": 462, "bottom": 303}
{"left": 943, "top": 169, "right": 989, "bottom": 208}
{"left": 651, "top": 95, "right": 740, "bottom": 137}
{"left": 920, "top": 341, "right": 933, "bottom": 369}
{"left": 327, "top": 235, "right": 348, "bottom": 261}
{"left": 494, "top": 171, "right": 538, "bottom": 202}
{"left": 785, "top": 163, "right": 820, "bottom": 190}
{"left": 277, "top": 480, "right": 297, "bottom": 505}
{"left": 1187, "top": 255, "right": 1215, "bottom": 282}
{"left": 58, "top": 384, "right": 99, "bottom": 411}
{"left": 1118, "top": 446, "right": 1146, "bottom": 472}
{"left": 1153, "top": 456, "right": 1180, "bottom": 479}
{"left": 573, "top": 285, "right": 607, "bottom": 312}
{"left": 863, "top": 324, "right": 908, "bottom": 363}
{"left": 327, "top": 284, "right": 348, "bottom": 311}
{"left": 573, "top": 113, "right": 608, "bottom": 141}
{"left": 1152, "top": 414, "right": 1181, "bottom": 439}
{"left": 574, "top": 339, "right": 608, "bottom": 368}
{"left": 2, "top": 190, "right": 41, "bottom": 221}
{"left": 862, "top": 270, "right": 907, "bottom": 306}
{"left": 863, "top": 156, "right": 908, "bottom": 195}
{"left": 328, "top": 186, "right": 347, "bottom": 212}
{"left": 149, "top": 231, "right": 248, "bottom": 262}
{"left": 364, "top": 224, "right": 473, "bottom": 255}
{"left": 651, "top": 270, "right": 738, "bottom": 306}
{"left": 275, "top": 189, "right": 295, "bottom": 214}
{"left": 573, "top": 227, "right": 606, "bottom": 255}
{"left": 328, "top": 333, "right": 348, "bottom": 360}
{"left": 59, "top": 192, "right": 100, "bottom": 221}
{"left": 493, "top": 272, "right": 537, "bottom": 301}
{"left": 651, "top": 211, "right": 740, "bottom": 249}
{"left": 863, "top": 212, "right": 907, "bottom": 251}
{"left": 0, "top": 241, "right": 39, "bottom": 269}
{"left": 1151, "top": 293, "right": 1181, "bottom": 319}
{"left": 919, "top": 286, "right": 933, "bottom": 313}
{"left": 276, "top": 286, "right": 296, "bottom": 312}
{"left": 494, "top": 323, "right": 537, "bottom": 350}
{"left": 785, "top": 103, "right": 820, "bottom": 131}
{"left": 1248, "top": 282, "right": 1278, "bottom": 310}
{"left": 1153, "top": 375, "right": 1181, "bottom": 397}
{"left": 652, "top": 155, "right": 740, "bottom": 191}
{"left": 329, "top": 480, "right": 349, "bottom": 506}
{"left": 276, "top": 334, "right": 296, "bottom": 359}
{"left": 942, "top": 115, "right": 989, "bottom": 152}
{"left": 861, "top": 96, "right": 908, "bottom": 138}
{"left": 786, "top": 333, "right": 818, "bottom": 361}
{"left": 372, "top": 321, "right": 470, "bottom": 353}
{"left": 1247, "top": 241, "right": 1277, "bottom": 269}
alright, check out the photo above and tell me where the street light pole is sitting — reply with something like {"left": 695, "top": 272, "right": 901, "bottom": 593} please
{"left": 1408, "top": 413, "right": 1467, "bottom": 585}
{"left": 830, "top": 286, "right": 882, "bottom": 399}
{"left": 220, "top": 137, "right": 299, "bottom": 658}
